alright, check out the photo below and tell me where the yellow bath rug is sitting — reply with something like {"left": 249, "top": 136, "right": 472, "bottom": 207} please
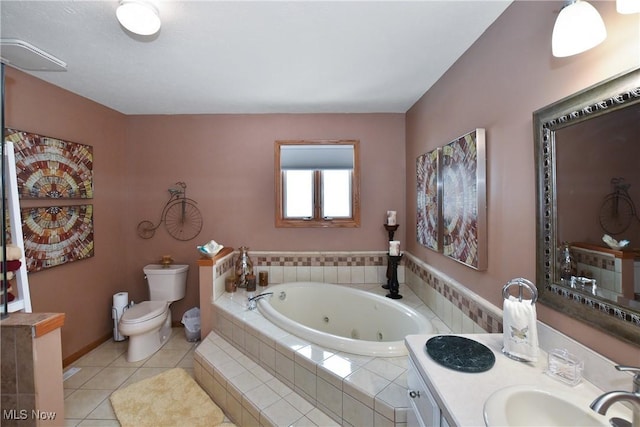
{"left": 110, "top": 368, "right": 230, "bottom": 427}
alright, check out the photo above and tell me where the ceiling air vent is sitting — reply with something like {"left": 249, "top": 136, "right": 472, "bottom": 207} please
{"left": 0, "top": 39, "right": 66, "bottom": 72}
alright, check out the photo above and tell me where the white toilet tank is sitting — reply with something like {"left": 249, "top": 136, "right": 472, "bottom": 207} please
{"left": 144, "top": 264, "right": 188, "bottom": 302}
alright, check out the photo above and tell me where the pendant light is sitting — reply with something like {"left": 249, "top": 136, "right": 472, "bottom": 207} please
{"left": 552, "top": 0, "right": 607, "bottom": 57}
{"left": 116, "top": 0, "right": 161, "bottom": 36}
{"left": 617, "top": 0, "right": 640, "bottom": 14}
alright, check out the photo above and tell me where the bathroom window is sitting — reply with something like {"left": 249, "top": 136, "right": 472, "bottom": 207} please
{"left": 275, "top": 140, "right": 360, "bottom": 228}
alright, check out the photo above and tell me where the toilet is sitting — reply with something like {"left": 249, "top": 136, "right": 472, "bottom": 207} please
{"left": 119, "top": 264, "right": 188, "bottom": 362}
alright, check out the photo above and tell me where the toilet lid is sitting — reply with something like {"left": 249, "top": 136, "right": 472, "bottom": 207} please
{"left": 121, "top": 301, "right": 167, "bottom": 324}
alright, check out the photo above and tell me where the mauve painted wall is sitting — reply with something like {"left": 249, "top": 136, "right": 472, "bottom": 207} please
{"left": 556, "top": 114, "right": 640, "bottom": 246}
{"left": 5, "top": 0, "right": 639, "bottom": 364}
{"left": 4, "top": 69, "right": 129, "bottom": 360}
{"left": 5, "top": 68, "right": 405, "bottom": 360}
{"left": 406, "top": 1, "right": 639, "bottom": 364}
{"left": 123, "top": 113, "right": 406, "bottom": 329}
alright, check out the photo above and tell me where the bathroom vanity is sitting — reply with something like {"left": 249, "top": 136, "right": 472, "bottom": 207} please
{"left": 405, "top": 334, "right": 631, "bottom": 427}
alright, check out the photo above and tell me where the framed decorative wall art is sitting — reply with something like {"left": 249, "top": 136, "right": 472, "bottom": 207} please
{"left": 416, "top": 147, "right": 441, "bottom": 251}
{"left": 441, "top": 128, "right": 487, "bottom": 270}
{"left": 21, "top": 204, "right": 94, "bottom": 272}
{"left": 5, "top": 128, "right": 93, "bottom": 199}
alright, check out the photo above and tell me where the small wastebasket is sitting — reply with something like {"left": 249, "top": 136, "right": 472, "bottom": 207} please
{"left": 181, "top": 307, "right": 201, "bottom": 342}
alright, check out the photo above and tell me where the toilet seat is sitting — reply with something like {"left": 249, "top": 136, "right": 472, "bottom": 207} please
{"left": 121, "top": 301, "right": 168, "bottom": 324}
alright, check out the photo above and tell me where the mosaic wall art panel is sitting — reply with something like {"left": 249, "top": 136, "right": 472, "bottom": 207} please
{"left": 416, "top": 147, "right": 440, "bottom": 252}
{"left": 440, "top": 129, "right": 487, "bottom": 270}
{"left": 5, "top": 128, "right": 93, "bottom": 199}
{"left": 21, "top": 205, "right": 94, "bottom": 272}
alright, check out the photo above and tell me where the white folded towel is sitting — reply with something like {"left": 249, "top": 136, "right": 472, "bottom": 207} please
{"left": 502, "top": 295, "right": 539, "bottom": 362}
{"left": 0, "top": 245, "right": 22, "bottom": 261}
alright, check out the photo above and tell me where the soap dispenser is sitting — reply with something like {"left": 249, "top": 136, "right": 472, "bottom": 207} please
{"left": 559, "top": 242, "right": 573, "bottom": 285}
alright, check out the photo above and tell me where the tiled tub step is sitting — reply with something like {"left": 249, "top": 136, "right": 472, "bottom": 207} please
{"left": 194, "top": 331, "right": 339, "bottom": 426}
{"left": 197, "top": 289, "right": 415, "bottom": 427}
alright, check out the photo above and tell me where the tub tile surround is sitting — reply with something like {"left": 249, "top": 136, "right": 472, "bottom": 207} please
{"left": 208, "top": 251, "right": 400, "bottom": 303}
{"left": 403, "top": 253, "right": 503, "bottom": 335}
{"left": 197, "top": 249, "right": 634, "bottom": 425}
{"left": 570, "top": 243, "right": 635, "bottom": 301}
{"left": 1, "top": 313, "right": 65, "bottom": 427}
{"left": 197, "top": 283, "right": 444, "bottom": 427}
{"left": 195, "top": 250, "right": 496, "bottom": 426}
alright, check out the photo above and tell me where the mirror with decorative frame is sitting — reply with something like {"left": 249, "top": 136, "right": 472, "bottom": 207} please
{"left": 534, "top": 67, "right": 640, "bottom": 347}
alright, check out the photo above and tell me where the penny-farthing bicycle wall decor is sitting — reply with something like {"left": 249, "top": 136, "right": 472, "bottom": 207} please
{"left": 137, "top": 182, "right": 203, "bottom": 241}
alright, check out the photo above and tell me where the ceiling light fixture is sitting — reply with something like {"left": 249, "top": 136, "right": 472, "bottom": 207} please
{"left": 616, "top": 0, "right": 640, "bottom": 14}
{"left": 116, "top": 0, "right": 161, "bottom": 36}
{"left": 552, "top": 0, "right": 607, "bottom": 57}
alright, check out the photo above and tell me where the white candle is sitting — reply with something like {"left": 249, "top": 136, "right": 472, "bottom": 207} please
{"left": 389, "top": 240, "right": 400, "bottom": 256}
{"left": 387, "top": 210, "right": 397, "bottom": 225}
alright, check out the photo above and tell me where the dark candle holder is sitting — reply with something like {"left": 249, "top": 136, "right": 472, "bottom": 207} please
{"left": 386, "top": 253, "right": 403, "bottom": 299}
{"left": 382, "top": 223, "right": 400, "bottom": 290}
{"left": 384, "top": 223, "right": 399, "bottom": 241}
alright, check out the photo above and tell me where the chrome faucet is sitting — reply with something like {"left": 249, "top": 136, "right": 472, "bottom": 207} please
{"left": 590, "top": 365, "right": 640, "bottom": 427}
{"left": 570, "top": 276, "right": 597, "bottom": 295}
{"left": 247, "top": 292, "right": 273, "bottom": 310}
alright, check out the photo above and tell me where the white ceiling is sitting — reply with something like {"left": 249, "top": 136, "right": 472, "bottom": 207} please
{"left": 0, "top": 1, "right": 512, "bottom": 115}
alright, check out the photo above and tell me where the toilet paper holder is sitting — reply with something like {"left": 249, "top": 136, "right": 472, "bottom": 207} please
{"left": 112, "top": 292, "right": 130, "bottom": 342}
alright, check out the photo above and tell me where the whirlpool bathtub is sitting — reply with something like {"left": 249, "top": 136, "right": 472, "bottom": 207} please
{"left": 256, "top": 282, "right": 433, "bottom": 356}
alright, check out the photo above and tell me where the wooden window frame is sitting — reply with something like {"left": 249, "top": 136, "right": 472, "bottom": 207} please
{"left": 275, "top": 140, "right": 360, "bottom": 228}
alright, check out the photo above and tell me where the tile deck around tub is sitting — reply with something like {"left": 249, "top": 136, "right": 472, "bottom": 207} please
{"left": 194, "top": 283, "right": 449, "bottom": 426}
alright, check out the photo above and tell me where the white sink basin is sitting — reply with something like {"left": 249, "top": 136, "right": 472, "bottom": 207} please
{"left": 484, "top": 385, "right": 610, "bottom": 426}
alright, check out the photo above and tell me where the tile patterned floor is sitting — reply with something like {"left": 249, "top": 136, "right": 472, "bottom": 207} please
{"left": 62, "top": 284, "right": 453, "bottom": 426}
{"left": 63, "top": 328, "right": 202, "bottom": 427}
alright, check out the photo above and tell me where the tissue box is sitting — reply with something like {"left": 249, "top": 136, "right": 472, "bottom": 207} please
{"left": 197, "top": 240, "right": 223, "bottom": 258}
{"left": 545, "top": 348, "right": 583, "bottom": 386}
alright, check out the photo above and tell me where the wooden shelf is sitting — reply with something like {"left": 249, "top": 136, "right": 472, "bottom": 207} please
{"left": 571, "top": 242, "right": 639, "bottom": 260}
{"left": 1, "top": 312, "right": 65, "bottom": 337}
{"left": 196, "top": 246, "right": 234, "bottom": 267}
